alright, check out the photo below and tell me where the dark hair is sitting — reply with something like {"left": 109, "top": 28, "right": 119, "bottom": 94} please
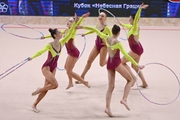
{"left": 112, "top": 24, "right": 120, "bottom": 35}
{"left": 130, "top": 14, "right": 135, "bottom": 20}
{"left": 49, "top": 28, "right": 57, "bottom": 39}
{"left": 100, "top": 11, "right": 107, "bottom": 17}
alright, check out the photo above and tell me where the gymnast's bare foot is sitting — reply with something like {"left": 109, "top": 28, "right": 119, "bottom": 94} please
{"left": 139, "top": 84, "right": 148, "bottom": 88}
{"left": 84, "top": 81, "right": 91, "bottom": 88}
{"left": 75, "top": 81, "right": 82, "bottom": 84}
{"left": 75, "top": 75, "right": 84, "bottom": 84}
{"left": 66, "top": 83, "right": 74, "bottom": 90}
{"left": 120, "top": 100, "right": 130, "bottom": 111}
{"left": 32, "top": 105, "right": 40, "bottom": 113}
{"left": 32, "top": 88, "right": 40, "bottom": 96}
{"left": 104, "top": 108, "right": 113, "bottom": 117}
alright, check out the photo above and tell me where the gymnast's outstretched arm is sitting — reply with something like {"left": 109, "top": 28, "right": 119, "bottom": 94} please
{"left": 29, "top": 44, "right": 51, "bottom": 59}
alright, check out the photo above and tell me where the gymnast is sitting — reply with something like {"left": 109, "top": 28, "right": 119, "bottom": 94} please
{"left": 64, "top": 12, "right": 91, "bottom": 89}
{"left": 75, "top": 24, "right": 144, "bottom": 117}
{"left": 28, "top": 13, "right": 89, "bottom": 113}
{"left": 75, "top": 11, "right": 112, "bottom": 84}
{"left": 119, "top": 3, "right": 148, "bottom": 88}
{"left": 41, "top": 12, "right": 91, "bottom": 89}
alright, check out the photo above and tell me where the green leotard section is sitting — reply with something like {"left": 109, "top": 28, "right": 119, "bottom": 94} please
{"left": 61, "top": 29, "right": 66, "bottom": 34}
{"left": 103, "top": 26, "right": 113, "bottom": 37}
{"left": 84, "top": 30, "right": 94, "bottom": 36}
{"left": 83, "top": 26, "right": 108, "bottom": 41}
{"left": 59, "top": 18, "right": 80, "bottom": 46}
{"left": 83, "top": 26, "right": 138, "bottom": 66}
{"left": 84, "top": 26, "right": 112, "bottom": 37}
{"left": 122, "top": 7, "right": 142, "bottom": 38}
{"left": 70, "top": 16, "right": 84, "bottom": 39}
{"left": 31, "top": 44, "right": 60, "bottom": 59}
{"left": 44, "top": 35, "right": 52, "bottom": 38}
{"left": 31, "top": 20, "right": 77, "bottom": 59}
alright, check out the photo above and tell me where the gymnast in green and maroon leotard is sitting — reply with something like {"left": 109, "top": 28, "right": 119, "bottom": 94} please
{"left": 75, "top": 24, "right": 144, "bottom": 117}
{"left": 28, "top": 14, "right": 90, "bottom": 113}
{"left": 119, "top": 3, "right": 149, "bottom": 88}
{"left": 41, "top": 12, "right": 91, "bottom": 90}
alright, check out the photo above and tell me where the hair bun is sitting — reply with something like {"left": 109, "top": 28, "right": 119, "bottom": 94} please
{"left": 49, "top": 28, "right": 53, "bottom": 33}
{"left": 112, "top": 24, "right": 120, "bottom": 35}
{"left": 113, "top": 24, "right": 119, "bottom": 29}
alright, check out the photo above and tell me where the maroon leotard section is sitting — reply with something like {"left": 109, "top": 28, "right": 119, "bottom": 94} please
{"left": 107, "top": 50, "right": 121, "bottom": 70}
{"left": 42, "top": 52, "right": 59, "bottom": 72}
{"left": 42, "top": 47, "right": 60, "bottom": 72}
{"left": 65, "top": 38, "right": 80, "bottom": 58}
{"left": 95, "top": 29, "right": 106, "bottom": 51}
{"left": 128, "top": 34, "right": 144, "bottom": 56}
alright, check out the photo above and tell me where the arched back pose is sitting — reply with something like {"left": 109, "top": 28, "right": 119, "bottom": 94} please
{"left": 76, "top": 11, "right": 112, "bottom": 84}
{"left": 28, "top": 15, "right": 89, "bottom": 113}
{"left": 76, "top": 25, "right": 144, "bottom": 117}
{"left": 119, "top": 3, "right": 148, "bottom": 88}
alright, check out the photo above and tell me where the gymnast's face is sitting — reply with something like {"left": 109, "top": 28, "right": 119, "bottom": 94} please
{"left": 129, "top": 16, "right": 134, "bottom": 25}
{"left": 67, "top": 17, "right": 75, "bottom": 28}
{"left": 98, "top": 12, "right": 107, "bottom": 22}
{"left": 54, "top": 30, "right": 62, "bottom": 40}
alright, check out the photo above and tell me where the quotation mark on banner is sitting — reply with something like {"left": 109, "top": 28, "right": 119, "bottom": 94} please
{"left": 169, "top": 0, "right": 180, "bottom": 2}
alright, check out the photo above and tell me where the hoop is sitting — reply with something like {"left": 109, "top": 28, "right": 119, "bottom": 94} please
{"left": 1, "top": 23, "right": 44, "bottom": 40}
{"left": 0, "top": 58, "right": 29, "bottom": 80}
{"left": 136, "top": 62, "right": 180, "bottom": 105}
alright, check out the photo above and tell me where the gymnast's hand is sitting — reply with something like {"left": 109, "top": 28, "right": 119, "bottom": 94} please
{"left": 140, "top": 2, "right": 149, "bottom": 9}
{"left": 41, "top": 36, "right": 45, "bottom": 39}
{"left": 81, "top": 34, "right": 85, "bottom": 37}
{"left": 138, "top": 65, "right": 145, "bottom": 69}
{"left": 27, "top": 57, "right": 32, "bottom": 61}
{"left": 82, "top": 12, "right": 90, "bottom": 18}
{"left": 74, "top": 13, "right": 79, "bottom": 22}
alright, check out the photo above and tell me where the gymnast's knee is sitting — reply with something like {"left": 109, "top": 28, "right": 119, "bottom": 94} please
{"left": 126, "top": 77, "right": 133, "bottom": 83}
{"left": 52, "top": 83, "right": 58, "bottom": 89}
{"left": 108, "top": 84, "right": 115, "bottom": 91}
{"left": 66, "top": 70, "right": 73, "bottom": 75}
{"left": 86, "top": 60, "right": 93, "bottom": 66}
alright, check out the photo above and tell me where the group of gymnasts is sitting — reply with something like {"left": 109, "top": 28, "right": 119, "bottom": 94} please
{"left": 28, "top": 2, "right": 149, "bottom": 117}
